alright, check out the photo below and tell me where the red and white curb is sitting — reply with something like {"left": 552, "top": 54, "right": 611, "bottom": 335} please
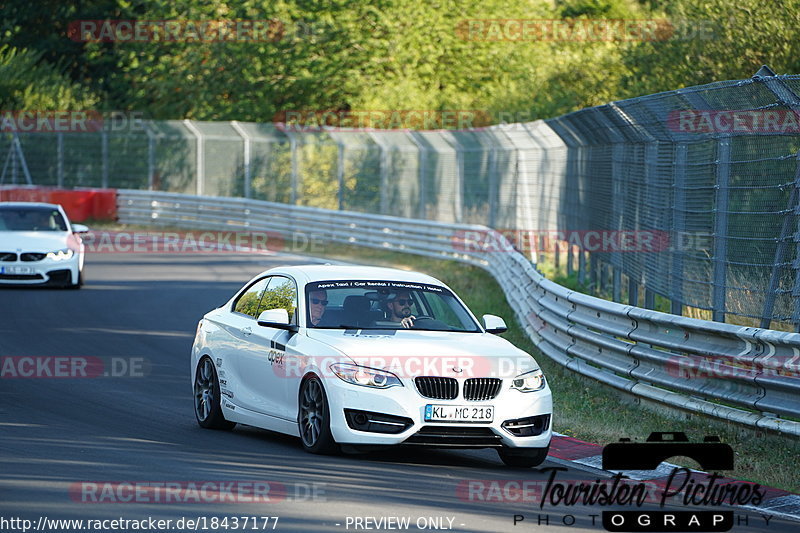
{"left": 549, "top": 433, "right": 800, "bottom": 522}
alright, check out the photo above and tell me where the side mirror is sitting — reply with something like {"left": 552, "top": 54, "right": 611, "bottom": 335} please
{"left": 482, "top": 314, "right": 508, "bottom": 334}
{"left": 72, "top": 224, "right": 89, "bottom": 233}
{"left": 257, "top": 309, "right": 298, "bottom": 333}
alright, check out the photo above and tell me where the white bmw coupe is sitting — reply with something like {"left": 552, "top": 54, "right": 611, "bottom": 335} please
{"left": 0, "top": 202, "right": 87, "bottom": 288}
{"left": 191, "top": 264, "right": 552, "bottom": 466}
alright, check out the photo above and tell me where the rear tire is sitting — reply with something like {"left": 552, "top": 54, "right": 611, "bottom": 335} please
{"left": 498, "top": 446, "right": 549, "bottom": 468}
{"left": 194, "top": 357, "right": 235, "bottom": 430}
{"left": 298, "top": 377, "right": 339, "bottom": 454}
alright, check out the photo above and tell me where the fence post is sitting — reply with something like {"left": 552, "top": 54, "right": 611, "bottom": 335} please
{"left": 671, "top": 143, "right": 687, "bottom": 315}
{"left": 336, "top": 141, "right": 345, "bottom": 210}
{"left": 408, "top": 132, "right": 427, "bottom": 219}
{"left": 57, "top": 133, "right": 64, "bottom": 187}
{"left": 761, "top": 151, "right": 800, "bottom": 328}
{"left": 231, "top": 121, "right": 252, "bottom": 199}
{"left": 101, "top": 131, "right": 109, "bottom": 188}
{"left": 145, "top": 123, "right": 156, "bottom": 191}
{"left": 628, "top": 276, "right": 639, "bottom": 306}
{"left": 488, "top": 146, "right": 498, "bottom": 228}
{"left": 712, "top": 138, "right": 731, "bottom": 322}
{"left": 183, "top": 120, "right": 204, "bottom": 196}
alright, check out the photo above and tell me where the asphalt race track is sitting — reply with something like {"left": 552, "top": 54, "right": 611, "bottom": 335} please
{"left": 0, "top": 252, "right": 795, "bottom": 532}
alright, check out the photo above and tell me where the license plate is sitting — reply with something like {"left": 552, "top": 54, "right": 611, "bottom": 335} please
{"left": 1, "top": 266, "right": 34, "bottom": 274}
{"left": 424, "top": 404, "right": 494, "bottom": 422}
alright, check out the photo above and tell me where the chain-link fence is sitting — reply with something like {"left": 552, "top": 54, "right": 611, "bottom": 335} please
{"left": 4, "top": 69, "right": 800, "bottom": 329}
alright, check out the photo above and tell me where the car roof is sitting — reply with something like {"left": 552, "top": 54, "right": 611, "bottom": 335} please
{"left": 0, "top": 202, "right": 63, "bottom": 210}
{"left": 268, "top": 264, "right": 445, "bottom": 286}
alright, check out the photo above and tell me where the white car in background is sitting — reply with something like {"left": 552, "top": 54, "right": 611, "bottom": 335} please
{"left": 191, "top": 264, "right": 553, "bottom": 467}
{"left": 0, "top": 202, "right": 88, "bottom": 288}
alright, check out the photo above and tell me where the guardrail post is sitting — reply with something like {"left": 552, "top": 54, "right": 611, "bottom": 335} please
{"left": 231, "top": 121, "right": 252, "bottom": 199}
{"left": 671, "top": 143, "right": 687, "bottom": 316}
{"left": 183, "top": 120, "right": 204, "bottom": 196}
{"left": 712, "top": 138, "right": 731, "bottom": 322}
{"left": 56, "top": 132, "right": 64, "bottom": 187}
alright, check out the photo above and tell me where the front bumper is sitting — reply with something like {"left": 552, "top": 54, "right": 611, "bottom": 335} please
{"left": 325, "top": 377, "right": 552, "bottom": 449}
{"left": 0, "top": 255, "right": 81, "bottom": 286}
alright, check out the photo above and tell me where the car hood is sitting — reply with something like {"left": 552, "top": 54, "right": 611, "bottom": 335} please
{"left": 305, "top": 329, "right": 539, "bottom": 379}
{"left": 0, "top": 231, "right": 73, "bottom": 252}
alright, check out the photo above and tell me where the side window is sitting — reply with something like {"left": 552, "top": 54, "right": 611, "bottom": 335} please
{"left": 258, "top": 276, "right": 298, "bottom": 324}
{"left": 233, "top": 278, "right": 270, "bottom": 318}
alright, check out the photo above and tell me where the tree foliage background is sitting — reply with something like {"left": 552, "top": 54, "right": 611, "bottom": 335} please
{"left": 1, "top": 0, "right": 799, "bottom": 122}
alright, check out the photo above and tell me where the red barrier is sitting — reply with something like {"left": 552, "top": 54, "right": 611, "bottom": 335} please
{"left": 0, "top": 187, "right": 117, "bottom": 222}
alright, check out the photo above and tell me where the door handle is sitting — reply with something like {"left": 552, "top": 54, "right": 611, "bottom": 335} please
{"left": 241, "top": 326, "right": 252, "bottom": 336}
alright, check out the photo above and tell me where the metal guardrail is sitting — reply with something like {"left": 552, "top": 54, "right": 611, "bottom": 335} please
{"left": 116, "top": 189, "right": 800, "bottom": 436}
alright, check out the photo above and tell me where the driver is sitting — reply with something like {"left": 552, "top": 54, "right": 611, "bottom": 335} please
{"left": 308, "top": 289, "right": 328, "bottom": 326}
{"left": 386, "top": 290, "right": 416, "bottom": 328}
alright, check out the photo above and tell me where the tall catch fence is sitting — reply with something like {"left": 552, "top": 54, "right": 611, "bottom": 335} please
{"left": 4, "top": 68, "right": 800, "bottom": 329}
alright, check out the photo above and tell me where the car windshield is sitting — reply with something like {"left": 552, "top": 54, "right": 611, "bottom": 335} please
{"left": 305, "top": 280, "right": 482, "bottom": 332}
{"left": 0, "top": 207, "right": 67, "bottom": 232}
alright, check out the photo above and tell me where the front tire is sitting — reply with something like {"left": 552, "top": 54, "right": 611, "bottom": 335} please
{"left": 194, "top": 357, "right": 235, "bottom": 430}
{"left": 498, "top": 446, "right": 549, "bottom": 468}
{"left": 65, "top": 271, "right": 83, "bottom": 290}
{"left": 298, "top": 377, "right": 338, "bottom": 454}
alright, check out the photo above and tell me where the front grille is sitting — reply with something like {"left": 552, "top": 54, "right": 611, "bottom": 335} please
{"left": 415, "top": 377, "right": 458, "bottom": 400}
{"left": 464, "top": 378, "right": 502, "bottom": 401}
{"left": 403, "top": 426, "right": 503, "bottom": 448}
{"left": 0, "top": 252, "right": 16, "bottom": 262}
{"left": 21, "top": 253, "right": 46, "bottom": 262}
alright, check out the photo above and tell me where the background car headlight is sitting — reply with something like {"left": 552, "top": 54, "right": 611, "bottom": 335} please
{"left": 511, "top": 369, "right": 545, "bottom": 392}
{"left": 330, "top": 363, "right": 402, "bottom": 389}
{"left": 46, "top": 248, "right": 74, "bottom": 261}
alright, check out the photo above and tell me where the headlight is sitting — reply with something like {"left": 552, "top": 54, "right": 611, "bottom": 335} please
{"left": 330, "top": 363, "right": 402, "bottom": 389}
{"left": 46, "top": 248, "right": 74, "bottom": 261}
{"left": 511, "top": 369, "right": 545, "bottom": 392}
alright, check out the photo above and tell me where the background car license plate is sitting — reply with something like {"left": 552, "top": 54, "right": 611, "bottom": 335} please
{"left": 1, "top": 266, "right": 34, "bottom": 274}
{"left": 424, "top": 404, "right": 493, "bottom": 422}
